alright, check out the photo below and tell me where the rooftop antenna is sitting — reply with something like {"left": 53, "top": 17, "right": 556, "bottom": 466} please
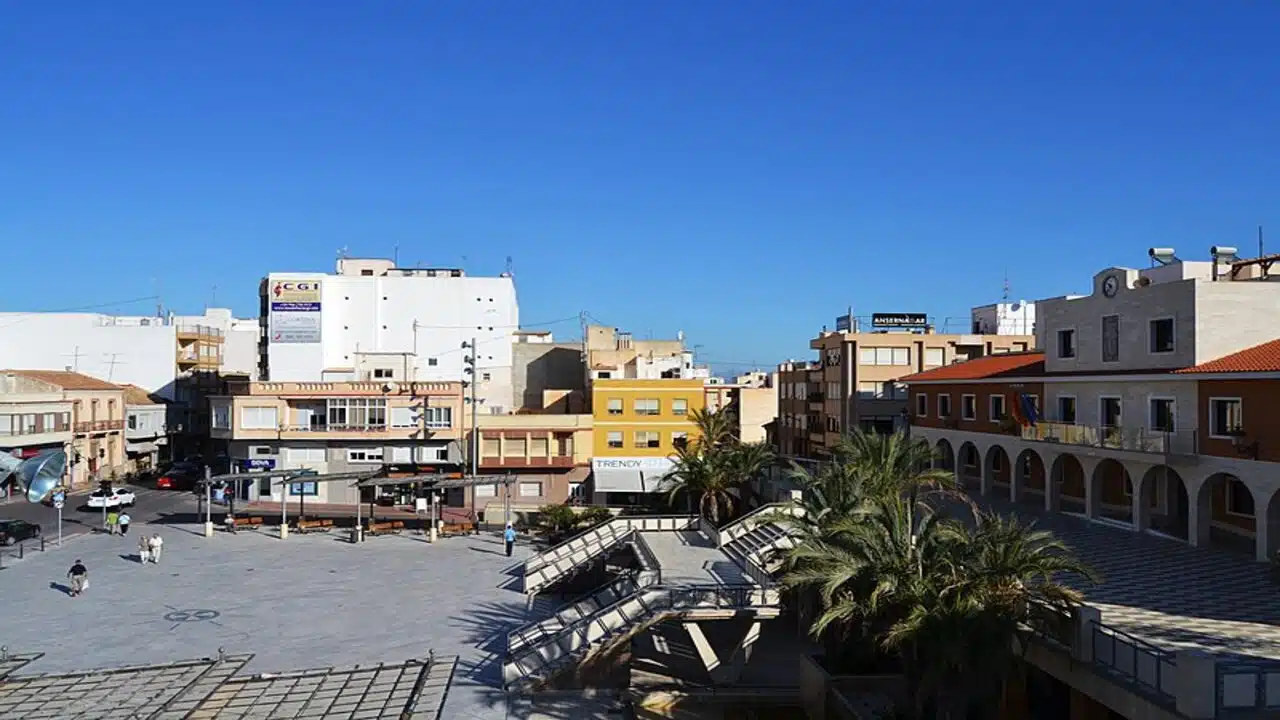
{"left": 393, "top": 244, "right": 399, "bottom": 267}
{"left": 337, "top": 246, "right": 349, "bottom": 260}
{"left": 1260, "top": 225, "right": 1265, "bottom": 258}
{"left": 504, "top": 255, "right": 513, "bottom": 276}
{"left": 209, "top": 284, "right": 217, "bottom": 311}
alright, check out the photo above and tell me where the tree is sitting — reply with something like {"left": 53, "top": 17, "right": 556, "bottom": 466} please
{"left": 535, "top": 503, "right": 614, "bottom": 545}
{"left": 661, "top": 407, "right": 775, "bottom": 525}
{"left": 780, "top": 430, "right": 1097, "bottom": 718}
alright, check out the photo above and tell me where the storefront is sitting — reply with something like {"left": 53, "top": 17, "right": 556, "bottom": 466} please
{"left": 590, "top": 456, "right": 675, "bottom": 507}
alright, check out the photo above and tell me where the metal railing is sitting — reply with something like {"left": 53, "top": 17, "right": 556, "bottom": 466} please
{"left": 525, "top": 515, "right": 696, "bottom": 575}
{"left": 504, "top": 582, "right": 780, "bottom": 689}
{"left": 1023, "top": 601, "right": 1074, "bottom": 647}
{"left": 1090, "top": 622, "right": 1177, "bottom": 704}
{"left": 1021, "top": 422, "right": 1198, "bottom": 456}
{"left": 716, "top": 502, "right": 803, "bottom": 548}
{"left": 1216, "top": 659, "right": 1280, "bottom": 715}
{"left": 74, "top": 420, "right": 124, "bottom": 433}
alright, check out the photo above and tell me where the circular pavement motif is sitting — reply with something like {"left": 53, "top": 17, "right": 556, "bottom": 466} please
{"left": 164, "top": 609, "right": 220, "bottom": 623}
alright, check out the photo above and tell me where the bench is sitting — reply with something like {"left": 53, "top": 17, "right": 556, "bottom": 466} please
{"left": 295, "top": 518, "right": 335, "bottom": 534}
{"left": 440, "top": 522, "right": 476, "bottom": 537}
{"left": 227, "top": 516, "right": 263, "bottom": 532}
{"left": 367, "top": 521, "right": 405, "bottom": 537}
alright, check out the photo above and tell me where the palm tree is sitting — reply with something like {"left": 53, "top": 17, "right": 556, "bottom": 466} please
{"left": 688, "top": 406, "right": 736, "bottom": 451}
{"left": 831, "top": 429, "right": 959, "bottom": 501}
{"left": 661, "top": 442, "right": 738, "bottom": 523}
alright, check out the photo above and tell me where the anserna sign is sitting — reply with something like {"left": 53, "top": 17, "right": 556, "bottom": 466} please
{"left": 871, "top": 313, "right": 928, "bottom": 328}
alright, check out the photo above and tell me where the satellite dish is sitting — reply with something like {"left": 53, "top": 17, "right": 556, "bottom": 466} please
{"left": 0, "top": 449, "right": 67, "bottom": 503}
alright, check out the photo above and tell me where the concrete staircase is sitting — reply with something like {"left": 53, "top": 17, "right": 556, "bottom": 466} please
{"left": 503, "top": 583, "right": 781, "bottom": 691}
{"left": 713, "top": 503, "right": 803, "bottom": 578}
{"left": 522, "top": 515, "right": 698, "bottom": 596}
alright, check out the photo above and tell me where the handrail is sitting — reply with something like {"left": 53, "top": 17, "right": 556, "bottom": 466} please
{"left": 505, "top": 582, "right": 778, "bottom": 688}
{"left": 717, "top": 502, "right": 802, "bottom": 547}
{"left": 525, "top": 515, "right": 697, "bottom": 573}
{"left": 507, "top": 572, "right": 641, "bottom": 656}
{"left": 1091, "top": 621, "right": 1176, "bottom": 703}
{"left": 631, "top": 531, "right": 662, "bottom": 582}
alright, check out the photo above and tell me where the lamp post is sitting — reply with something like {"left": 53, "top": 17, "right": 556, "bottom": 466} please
{"left": 203, "top": 466, "right": 213, "bottom": 537}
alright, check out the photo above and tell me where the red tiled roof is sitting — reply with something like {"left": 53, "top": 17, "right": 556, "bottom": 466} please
{"left": 3, "top": 370, "right": 122, "bottom": 391}
{"left": 898, "top": 352, "right": 1045, "bottom": 383}
{"left": 1174, "top": 338, "right": 1280, "bottom": 374}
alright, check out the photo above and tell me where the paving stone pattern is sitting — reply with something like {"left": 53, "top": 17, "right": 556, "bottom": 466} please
{"left": 0, "top": 521, "right": 533, "bottom": 718}
{"left": 978, "top": 494, "right": 1280, "bottom": 661}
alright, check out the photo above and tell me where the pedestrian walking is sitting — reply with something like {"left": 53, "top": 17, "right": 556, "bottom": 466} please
{"left": 118, "top": 510, "right": 132, "bottom": 536}
{"left": 504, "top": 522, "right": 517, "bottom": 557}
{"left": 67, "top": 559, "right": 88, "bottom": 597}
{"left": 149, "top": 534, "right": 163, "bottom": 564}
{"left": 106, "top": 509, "right": 119, "bottom": 535}
{"left": 137, "top": 535, "right": 150, "bottom": 564}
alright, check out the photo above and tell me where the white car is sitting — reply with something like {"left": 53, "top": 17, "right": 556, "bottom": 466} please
{"left": 87, "top": 487, "right": 136, "bottom": 509}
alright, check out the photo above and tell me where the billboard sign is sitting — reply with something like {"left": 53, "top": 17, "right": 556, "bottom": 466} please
{"left": 871, "top": 313, "right": 928, "bottom": 329}
{"left": 269, "top": 279, "right": 322, "bottom": 344}
{"left": 835, "top": 314, "right": 853, "bottom": 332}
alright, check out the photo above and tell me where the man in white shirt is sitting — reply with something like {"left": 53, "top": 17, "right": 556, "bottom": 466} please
{"left": 149, "top": 534, "right": 163, "bottom": 564}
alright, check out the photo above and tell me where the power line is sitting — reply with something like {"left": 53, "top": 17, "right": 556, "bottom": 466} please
{"left": 405, "top": 315, "right": 582, "bottom": 330}
{"left": 0, "top": 295, "right": 162, "bottom": 330}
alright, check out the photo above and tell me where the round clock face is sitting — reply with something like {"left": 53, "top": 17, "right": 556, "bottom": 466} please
{"left": 1102, "top": 275, "right": 1119, "bottom": 297}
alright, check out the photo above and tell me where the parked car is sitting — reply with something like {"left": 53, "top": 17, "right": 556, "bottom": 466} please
{"left": 87, "top": 487, "right": 136, "bottom": 509}
{"left": 157, "top": 470, "right": 197, "bottom": 491}
{"left": 0, "top": 519, "right": 42, "bottom": 545}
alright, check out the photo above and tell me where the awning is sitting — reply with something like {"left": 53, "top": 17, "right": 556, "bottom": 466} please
{"left": 592, "top": 468, "right": 645, "bottom": 493}
{"left": 126, "top": 442, "right": 158, "bottom": 454}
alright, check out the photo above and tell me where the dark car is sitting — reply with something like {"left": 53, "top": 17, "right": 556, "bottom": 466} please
{"left": 157, "top": 469, "right": 198, "bottom": 491}
{"left": 0, "top": 519, "right": 42, "bottom": 546}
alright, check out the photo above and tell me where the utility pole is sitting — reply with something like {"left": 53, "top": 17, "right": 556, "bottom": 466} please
{"left": 103, "top": 353, "right": 124, "bottom": 382}
{"left": 462, "top": 338, "right": 479, "bottom": 477}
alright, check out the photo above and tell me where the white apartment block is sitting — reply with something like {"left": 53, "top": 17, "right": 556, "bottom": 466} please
{"left": 260, "top": 257, "right": 520, "bottom": 414}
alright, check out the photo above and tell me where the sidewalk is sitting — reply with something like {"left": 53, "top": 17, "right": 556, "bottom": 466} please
{"left": 236, "top": 501, "right": 476, "bottom": 524}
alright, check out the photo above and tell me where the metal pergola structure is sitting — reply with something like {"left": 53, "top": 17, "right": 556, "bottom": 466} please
{"left": 353, "top": 473, "right": 518, "bottom": 531}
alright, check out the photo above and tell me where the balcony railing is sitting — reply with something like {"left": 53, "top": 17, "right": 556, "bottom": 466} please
{"left": 480, "top": 455, "right": 576, "bottom": 469}
{"left": 74, "top": 420, "right": 124, "bottom": 433}
{"left": 1021, "top": 421, "right": 1198, "bottom": 456}
{"left": 176, "top": 324, "right": 224, "bottom": 338}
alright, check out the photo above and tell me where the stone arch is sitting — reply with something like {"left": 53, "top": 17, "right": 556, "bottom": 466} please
{"left": 1050, "top": 454, "right": 1087, "bottom": 514}
{"left": 1194, "top": 471, "right": 1260, "bottom": 557}
{"left": 1140, "top": 465, "right": 1189, "bottom": 540}
{"left": 984, "top": 445, "right": 1012, "bottom": 495}
{"left": 1013, "top": 448, "right": 1046, "bottom": 507}
{"left": 1090, "top": 458, "right": 1133, "bottom": 523}
{"left": 934, "top": 439, "right": 955, "bottom": 472}
{"left": 956, "top": 441, "right": 982, "bottom": 491}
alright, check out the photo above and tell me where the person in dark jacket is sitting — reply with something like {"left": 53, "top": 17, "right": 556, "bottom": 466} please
{"left": 67, "top": 559, "right": 88, "bottom": 597}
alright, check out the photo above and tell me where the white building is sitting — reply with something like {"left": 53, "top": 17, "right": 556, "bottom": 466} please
{"left": 261, "top": 257, "right": 520, "bottom": 413}
{"left": 172, "top": 308, "right": 260, "bottom": 379}
{"left": 0, "top": 312, "right": 181, "bottom": 399}
{"left": 969, "top": 300, "right": 1036, "bottom": 337}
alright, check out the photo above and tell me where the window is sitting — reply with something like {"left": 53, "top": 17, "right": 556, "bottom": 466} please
{"left": 519, "top": 482, "right": 543, "bottom": 498}
{"left": 960, "top": 394, "right": 977, "bottom": 420}
{"left": 423, "top": 406, "right": 452, "bottom": 428}
{"left": 241, "top": 406, "right": 279, "bottom": 430}
{"left": 1101, "top": 315, "right": 1120, "bottom": 362}
{"left": 288, "top": 481, "right": 318, "bottom": 496}
{"left": 390, "top": 407, "right": 417, "bottom": 428}
{"left": 858, "top": 382, "right": 906, "bottom": 400}
{"left": 672, "top": 431, "right": 689, "bottom": 450}
{"left": 992, "top": 452, "right": 1003, "bottom": 472}
{"left": 1148, "top": 398, "right": 1175, "bottom": 432}
{"left": 859, "top": 347, "right": 910, "bottom": 366}
{"left": 1057, "top": 395, "right": 1077, "bottom": 423}
{"left": 857, "top": 382, "right": 879, "bottom": 399}
{"left": 390, "top": 446, "right": 412, "bottom": 463}
{"left": 634, "top": 431, "right": 660, "bottom": 448}
{"left": 1209, "top": 398, "right": 1243, "bottom": 438}
{"left": 634, "top": 398, "right": 660, "bottom": 416}
{"left": 989, "top": 394, "right": 1006, "bottom": 422}
{"left": 482, "top": 372, "right": 491, "bottom": 381}
{"left": 504, "top": 437, "right": 527, "bottom": 457}
{"left": 326, "top": 398, "right": 387, "bottom": 429}
{"left": 672, "top": 398, "right": 688, "bottom": 415}
{"left": 1100, "top": 397, "right": 1122, "bottom": 428}
{"left": 20, "top": 414, "right": 36, "bottom": 433}
{"left": 427, "top": 358, "right": 438, "bottom": 366}
{"left": 415, "top": 445, "right": 448, "bottom": 462}
{"left": 347, "top": 447, "right": 385, "bottom": 463}
{"left": 475, "top": 484, "right": 497, "bottom": 498}
{"left": 1149, "top": 318, "right": 1175, "bottom": 354}
{"left": 212, "top": 405, "right": 231, "bottom": 430}
{"left": 607, "top": 431, "right": 623, "bottom": 449}
{"left": 915, "top": 393, "right": 928, "bottom": 417}
{"left": 482, "top": 437, "right": 500, "bottom": 456}
{"left": 1226, "top": 479, "right": 1254, "bottom": 517}
{"left": 924, "top": 348, "right": 945, "bottom": 367}
{"left": 1057, "top": 329, "right": 1076, "bottom": 359}
{"left": 569, "top": 482, "right": 585, "bottom": 500}
{"left": 937, "top": 394, "right": 952, "bottom": 418}
{"left": 530, "top": 436, "right": 549, "bottom": 457}
{"left": 373, "top": 368, "right": 393, "bottom": 379}
{"left": 127, "top": 414, "right": 138, "bottom": 430}
{"left": 607, "top": 398, "right": 623, "bottom": 415}
{"left": 597, "top": 371, "right": 612, "bottom": 379}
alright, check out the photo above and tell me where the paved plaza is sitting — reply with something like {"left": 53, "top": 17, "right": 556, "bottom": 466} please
{"left": 0, "top": 520, "right": 544, "bottom": 719}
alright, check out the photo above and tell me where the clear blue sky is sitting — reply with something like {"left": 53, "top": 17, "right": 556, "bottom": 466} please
{"left": 2, "top": 2, "right": 1277, "bottom": 374}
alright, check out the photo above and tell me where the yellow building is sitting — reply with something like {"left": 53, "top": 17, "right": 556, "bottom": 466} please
{"left": 590, "top": 378, "right": 705, "bottom": 502}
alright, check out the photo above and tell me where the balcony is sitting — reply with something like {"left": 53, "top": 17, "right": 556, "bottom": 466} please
{"left": 74, "top": 419, "right": 124, "bottom": 434}
{"left": 273, "top": 423, "right": 450, "bottom": 439}
{"left": 177, "top": 325, "right": 224, "bottom": 341}
{"left": 806, "top": 391, "right": 825, "bottom": 403}
{"left": 1021, "top": 421, "right": 1198, "bottom": 457}
{"left": 479, "top": 455, "right": 576, "bottom": 469}
{"left": 230, "top": 381, "right": 460, "bottom": 397}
